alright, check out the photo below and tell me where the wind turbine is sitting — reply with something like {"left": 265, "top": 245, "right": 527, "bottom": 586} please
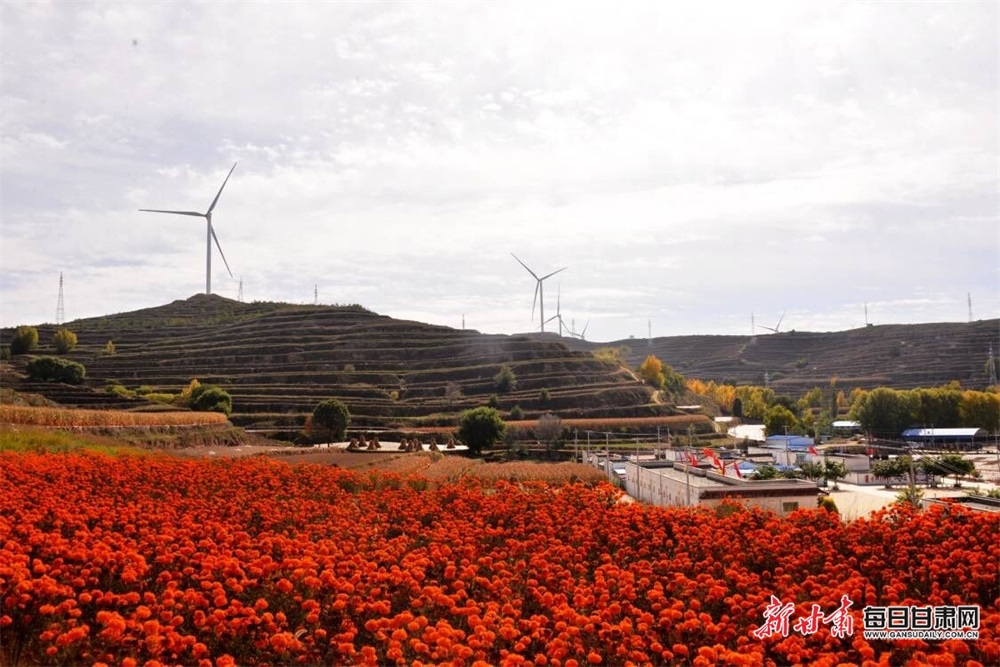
{"left": 544, "top": 285, "right": 567, "bottom": 336}
{"left": 140, "top": 162, "right": 237, "bottom": 294}
{"left": 511, "top": 253, "right": 566, "bottom": 333}
{"left": 758, "top": 310, "right": 785, "bottom": 334}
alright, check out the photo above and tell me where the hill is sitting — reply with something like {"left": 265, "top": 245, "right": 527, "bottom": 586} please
{"left": 2, "top": 296, "right": 996, "bottom": 432}
{"left": 550, "top": 320, "right": 999, "bottom": 393}
{"left": 1, "top": 295, "right": 657, "bottom": 431}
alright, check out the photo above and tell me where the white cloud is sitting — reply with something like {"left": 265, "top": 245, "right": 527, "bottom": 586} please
{"left": 1, "top": 1, "right": 997, "bottom": 339}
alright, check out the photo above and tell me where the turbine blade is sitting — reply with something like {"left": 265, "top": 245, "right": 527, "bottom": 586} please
{"left": 139, "top": 209, "right": 205, "bottom": 217}
{"left": 776, "top": 310, "right": 785, "bottom": 331}
{"left": 210, "top": 224, "right": 234, "bottom": 278}
{"left": 541, "top": 266, "right": 567, "bottom": 281}
{"left": 531, "top": 282, "right": 539, "bottom": 321}
{"left": 511, "top": 252, "right": 539, "bottom": 280}
{"left": 207, "top": 162, "right": 238, "bottom": 215}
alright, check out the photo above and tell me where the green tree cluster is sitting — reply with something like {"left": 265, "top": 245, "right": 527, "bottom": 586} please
{"left": 53, "top": 328, "right": 78, "bottom": 354}
{"left": 494, "top": 365, "right": 517, "bottom": 393}
{"left": 457, "top": 406, "right": 505, "bottom": 454}
{"left": 26, "top": 356, "right": 86, "bottom": 384}
{"left": 10, "top": 326, "right": 38, "bottom": 355}
{"left": 849, "top": 385, "right": 1000, "bottom": 436}
{"left": 312, "top": 398, "right": 351, "bottom": 442}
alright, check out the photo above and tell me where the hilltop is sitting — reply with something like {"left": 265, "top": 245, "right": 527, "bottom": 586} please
{"left": 1, "top": 295, "right": 656, "bottom": 431}
{"left": 2, "top": 295, "right": 996, "bottom": 432}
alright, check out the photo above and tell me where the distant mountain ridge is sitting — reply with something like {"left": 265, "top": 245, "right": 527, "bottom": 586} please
{"left": 550, "top": 319, "right": 999, "bottom": 393}
{"left": 2, "top": 295, "right": 995, "bottom": 431}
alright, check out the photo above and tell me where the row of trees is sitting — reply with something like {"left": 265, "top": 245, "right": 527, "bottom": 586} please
{"left": 7, "top": 325, "right": 78, "bottom": 356}
{"left": 848, "top": 385, "right": 1000, "bottom": 436}
{"left": 685, "top": 377, "right": 1000, "bottom": 437}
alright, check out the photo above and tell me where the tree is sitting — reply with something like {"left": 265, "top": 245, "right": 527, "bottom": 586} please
{"left": 312, "top": 398, "right": 350, "bottom": 442}
{"left": 190, "top": 384, "right": 232, "bottom": 415}
{"left": 53, "top": 328, "right": 78, "bottom": 354}
{"left": 638, "top": 355, "right": 665, "bottom": 389}
{"left": 750, "top": 464, "right": 779, "bottom": 480}
{"left": 732, "top": 396, "right": 743, "bottom": 418}
{"left": 799, "top": 461, "right": 825, "bottom": 482}
{"left": 870, "top": 457, "right": 911, "bottom": 487}
{"left": 921, "top": 454, "right": 975, "bottom": 487}
{"left": 536, "top": 412, "right": 562, "bottom": 451}
{"left": 26, "top": 356, "right": 86, "bottom": 384}
{"left": 104, "top": 340, "right": 116, "bottom": 355}
{"left": 822, "top": 459, "right": 849, "bottom": 490}
{"left": 538, "top": 387, "right": 551, "bottom": 403}
{"left": 494, "top": 365, "right": 517, "bottom": 393}
{"left": 509, "top": 405, "right": 524, "bottom": 421}
{"left": 457, "top": 406, "right": 505, "bottom": 454}
{"left": 445, "top": 382, "right": 462, "bottom": 408}
{"left": 10, "top": 326, "right": 38, "bottom": 355}
{"left": 763, "top": 405, "right": 799, "bottom": 436}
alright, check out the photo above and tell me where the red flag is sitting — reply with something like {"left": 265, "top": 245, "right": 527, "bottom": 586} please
{"left": 702, "top": 447, "right": 715, "bottom": 459}
{"left": 733, "top": 463, "right": 743, "bottom": 479}
{"left": 717, "top": 460, "right": 725, "bottom": 474}
{"left": 808, "top": 446, "right": 819, "bottom": 456}
{"left": 687, "top": 452, "right": 698, "bottom": 466}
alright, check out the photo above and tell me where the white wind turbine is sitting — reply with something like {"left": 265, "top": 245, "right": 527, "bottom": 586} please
{"left": 140, "top": 162, "right": 237, "bottom": 294}
{"left": 758, "top": 310, "right": 786, "bottom": 334}
{"left": 544, "top": 285, "right": 567, "bottom": 336}
{"left": 512, "top": 253, "right": 566, "bottom": 333}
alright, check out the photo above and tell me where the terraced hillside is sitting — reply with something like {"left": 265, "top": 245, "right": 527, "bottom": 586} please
{"left": 554, "top": 320, "right": 999, "bottom": 393}
{"left": 1, "top": 295, "right": 656, "bottom": 429}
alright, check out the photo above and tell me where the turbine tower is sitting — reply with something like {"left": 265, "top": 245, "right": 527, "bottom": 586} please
{"left": 140, "top": 162, "right": 237, "bottom": 294}
{"left": 511, "top": 253, "right": 566, "bottom": 333}
{"left": 56, "top": 272, "right": 65, "bottom": 325}
{"left": 759, "top": 310, "right": 785, "bottom": 334}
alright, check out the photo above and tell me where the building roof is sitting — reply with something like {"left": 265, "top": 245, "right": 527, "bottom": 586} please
{"left": 832, "top": 420, "right": 860, "bottom": 429}
{"left": 901, "top": 428, "right": 983, "bottom": 438}
{"left": 764, "top": 435, "right": 815, "bottom": 450}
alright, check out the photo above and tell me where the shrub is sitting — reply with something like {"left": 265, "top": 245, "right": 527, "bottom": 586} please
{"left": 26, "top": 356, "right": 85, "bottom": 384}
{"left": 189, "top": 384, "right": 232, "bottom": 415}
{"left": 487, "top": 394, "right": 500, "bottom": 409}
{"left": 312, "top": 398, "right": 351, "bottom": 442}
{"left": 10, "top": 326, "right": 38, "bottom": 355}
{"left": 104, "top": 340, "right": 116, "bottom": 355}
{"left": 53, "top": 328, "right": 78, "bottom": 354}
{"left": 539, "top": 387, "right": 551, "bottom": 403}
{"left": 457, "top": 406, "right": 505, "bottom": 454}
{"left": 509, "top": 405, "right": 524, "bottom": 420}
{"left": 494, "top": 365, "right": 517, "bottom": 393}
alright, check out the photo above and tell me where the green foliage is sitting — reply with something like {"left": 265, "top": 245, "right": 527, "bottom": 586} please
{"left": 509, "top": 404, "right": 524, "bottom": 420}
{"left": 818, "top": 496, "right": 839, "bottom": 513}
{"left": 870, "top": 457, "right": 912, "bottom": 484}
{"left": 732, "top": 396, "right": 743, "bottom": 418}
{"left": 0, "top": 346, "right": 9, "bottom": 362}
{"left": 895, "top": 485, "right": 924, "bottom": 509}
{"left": 26, "top": 356, "right": 86, "bottom": 384}
{"left": 53, "top": 328, "right": 78, "bottom": 354}
{"left": 750, "top": 464, "right": 779, "bottom": 480}
{"left": 312, "top": 398, "right": 351, "bottom": 442}
{"left": 850, "top": 385, "right": 999, "bottom": 435}
{"left": 104, "top": 340, "right": 116, "bottom": 355}
{"left": 10, "top": 326, "right": 38, "bottom": 355}
{"left": 487, "top": 394, "right": 500, "bottom": 409}
{"left": 763, "top": 404, "right": 799, "bottom": 436}
{"left": 189, "top": 384, "right": 232, "bottom": 415}
{"left": 457, "top": 406, "right": 505, "bottom": 454}
{"left": 921, "top": 454, "right": 975, "bottom": 486}
{"left": 494, "top": 365, "right": 517, "bottom": 393}
{"left": 538, "top": 387, "right": 551, "bottom": 403}
{"left": 799, "top": 461, "right": 825, "bottom": 482}
{"left": 822, "top": 459, "right": 849, "bottom": 489}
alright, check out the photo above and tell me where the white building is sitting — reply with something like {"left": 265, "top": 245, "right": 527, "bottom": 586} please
{"left": 624, "top": 460, "right": 820, "bottom": 515}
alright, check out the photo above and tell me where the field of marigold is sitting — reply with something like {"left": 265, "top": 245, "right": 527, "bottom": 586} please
{"left": 1, "top": 451, "right": 997, "bottom": 667}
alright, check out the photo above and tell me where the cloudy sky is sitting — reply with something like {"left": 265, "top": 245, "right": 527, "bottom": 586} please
{"left": 2, "top": 1, "right": 997, "bottom": 342}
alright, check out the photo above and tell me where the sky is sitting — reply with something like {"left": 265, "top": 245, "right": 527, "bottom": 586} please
{"left": 1, "top": 1, "right": 998, "bottom": 343}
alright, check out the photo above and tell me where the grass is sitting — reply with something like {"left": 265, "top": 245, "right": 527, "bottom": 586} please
{"left": 0, "top": 425, "right": 146, "bottom": 456}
